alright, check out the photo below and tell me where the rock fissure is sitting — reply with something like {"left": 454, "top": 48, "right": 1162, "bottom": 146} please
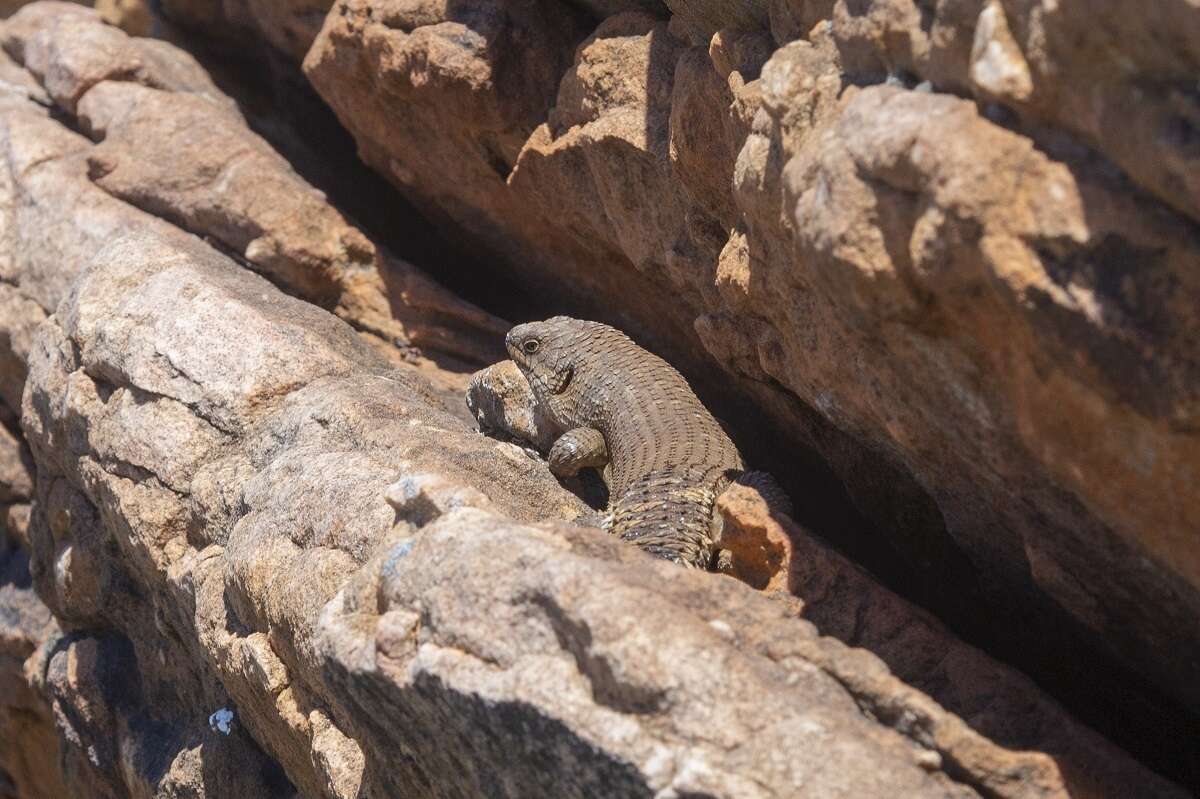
{"left": 0, "top": 0, "right": 1196, "bottom": 795}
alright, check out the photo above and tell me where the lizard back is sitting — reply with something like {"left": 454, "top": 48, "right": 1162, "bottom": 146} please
{"left": 506, "top": 317, "right": 743, "bottom": 567}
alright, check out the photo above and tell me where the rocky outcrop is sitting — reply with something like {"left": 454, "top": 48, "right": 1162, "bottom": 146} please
{"left": 0, "top": 2, "right": 1192, "bottom": 796}
{"left": 11, "top": 194, "right": 1187, "bottom": 798}
{"left": 468, "top": 357, "right": 1187, "bottom": 799}
{"left": 301, "top": 0, "right": 1200, "bottom": 726}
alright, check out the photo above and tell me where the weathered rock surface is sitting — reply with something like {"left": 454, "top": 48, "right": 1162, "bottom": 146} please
{"left": 303, "top": 0, "right": 1200, "bottom": 725}
{"left": 0, "top": 2, "right": 1192, "bottom": 797}
{"left": 0, "top": 412, "right": 63, "bottom": 799}
{"left": 5, "top": 2, "right": 506, "bottom": 372}
{"left": 13, "top": 219, "right": 1186, "bottom": 797}
{"left": 468, "top": 357, "right": 1189, "bottom": 799}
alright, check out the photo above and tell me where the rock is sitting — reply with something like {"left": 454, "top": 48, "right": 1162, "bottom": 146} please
{"left": 301, "top": 0, "right": 1200, "bottom": 726}
{"left": 713, "top": 482, "right": 793, "bottom": 592}
{"left": 0, "top": 423, "right": 32, "bottom": 505}
{"left": 159, "top": 0, "right": 337, "bottom": 62}
{"left": 713, "top": 483, "right": 1189, "bottom": 799}
{"left": 0, "top": 543, "right": 63, "bottom": 799}
{"left": 466, "top": 360, "right": 561, "bottom": 453}
{"left": 465, "top": 354, "right": 1188, "bottom": 797}
{"left": 0, "top": 3, "right": 507, "bottom": 374}
{"left": 827, "top": 0, "right": 1200, "bottom": 223}
{"left": 0, "top": 368, "right": 60, "bottom": 799}
{"left": 664, "top": 0, "right": 769, "bottom": 44}
{"left": 775, "top": 84, "right": 1200, "bottom": 708}
{"left": 0, "top": 286, "right": 45, "bottom": 414}
{"left": 2, "top": 1, "right": 226, "bottom": 112}
{"left": 0, "top": 2, "right": 1192, "bottom": 796}
{"left": 92, "top": 0, "right": 151, "bottom": 35}
{"left": 8, "top": 194, "right": 1078, "bottom": 798}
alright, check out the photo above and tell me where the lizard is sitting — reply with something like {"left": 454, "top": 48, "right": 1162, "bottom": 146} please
{"left": 501, "top": 315, "right": 756, "bottom": 569}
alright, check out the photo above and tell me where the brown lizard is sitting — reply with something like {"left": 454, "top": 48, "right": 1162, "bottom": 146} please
{"left": 501, "top": 316, "right": 749, "bottom": 568}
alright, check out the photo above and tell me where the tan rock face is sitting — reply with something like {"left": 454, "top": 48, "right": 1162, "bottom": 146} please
{"left": 827, "top": 0, "right": 1200, "bottom": 223}
{"left": 0, "top": 2, "right": 1192, "bottom": 796}
{"left": 303, "top": 0, "right": 1200, "bottom": 721}
{"left": 0, "top": 2, "right": 505, "bottom": 378}
{"left": 4, "top": 15, "right": 1145, "bottom": 788}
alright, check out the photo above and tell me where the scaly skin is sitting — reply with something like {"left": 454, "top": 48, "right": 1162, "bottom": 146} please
{"left": 505, "top": 316, "right": 743, "bottom": 568}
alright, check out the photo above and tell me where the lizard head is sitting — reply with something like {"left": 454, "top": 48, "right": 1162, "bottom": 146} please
{"left": 506, "top": 316, "right": 582, "bottom": 397}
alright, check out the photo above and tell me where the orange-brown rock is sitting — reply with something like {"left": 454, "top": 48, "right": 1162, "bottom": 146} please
{"left": 714, "top": 480, "right": 1186, "bottom": 799}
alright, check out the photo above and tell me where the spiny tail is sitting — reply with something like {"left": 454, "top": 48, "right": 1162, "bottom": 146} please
{"left": 609, "top": 467, "right": 725, "bottom": 569}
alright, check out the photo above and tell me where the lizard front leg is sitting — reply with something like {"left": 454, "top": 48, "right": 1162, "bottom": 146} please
{"left": 548, "top": 427, "right": 609, "bottom": 478}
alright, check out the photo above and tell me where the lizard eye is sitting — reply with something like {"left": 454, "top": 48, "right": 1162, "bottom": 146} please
{"left": 522, "top": 339, "right": 540, "bottom": 354}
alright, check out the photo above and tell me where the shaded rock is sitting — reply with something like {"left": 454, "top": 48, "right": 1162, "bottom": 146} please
{"left": 715, "top": 483, "right": 1187, "bottom": 799}
{"left": 0, "top": 423, "right": 32, "bottom": 505}
{"left": 15, "top": 216, "right": 580, "bottom": 796}
{"left": 0, "top": 2, "right": 1191, "bottom": 796}
{"left": 772, "top": 84, "right": 1200, "bottom": 709}
{"left": 664, "top": 0, "right": 769, "bottom": 44}
{"left": 9, "top": 211, "right": 1032, "bottom": 798}
{"left": 159, "top": 0, "right": 337, "bottom": 62}
{"left": 0, "top": 376, "right": 60, "bottom": 799}
{"left": 0, "top": 543, "right": 63, "bottom": 799}
{"left": 0, "top": 286, "right": 45, "bottom": 414}
{"left": 304, "top": 0, "right": 586, "bottom": 208}
{"left": 466, "top": 352, "right": 1190, "bottom": 797}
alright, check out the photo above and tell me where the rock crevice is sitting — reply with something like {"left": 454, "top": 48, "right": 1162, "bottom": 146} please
{"left": 296, "top": 0, "right": 1200, "bottom": 757}
{"left": 0, "top": 1, "right": 1194, "bottom": 796}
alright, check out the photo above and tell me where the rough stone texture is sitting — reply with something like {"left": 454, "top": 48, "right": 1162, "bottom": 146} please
{"left": 712, "top": 485, "right": 1178, "bottom": 799}
{"left": 665, "top": 0, "right": 769, "bottom": 44}
{"left": 0, "top": 2, "right": 1192, "bottom": 797}
{"left": 0, "top": 412, "right": 62, "bottom": 799}
{"left": 150, "top": 0, "right": 334, "bottom": 62}
{"left": 713, "top": 482, "right": 793, "bottom": 592}
{"left": 0, "top": 542, "right": 62, "bottom": 799}
{"left": 303, "top": 0, "right": 1200, "bottom": 721}
{"left": 467, "top": 353, "right": 1189, "bottom": 799}
{"left": 0, "top": 90, "right": 1122, "bottom": 797}
{"left": 3, "top": 2, "right": 506, "bottom": 374}
{"left": 11, "top": 219, "right": 1183, "bottom": 796}
{"left": 825, "top": 0, "right": 1200, "bottom": 224}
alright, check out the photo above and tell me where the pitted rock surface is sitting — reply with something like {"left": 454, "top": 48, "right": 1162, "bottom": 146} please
{"left": 301, "top": 0, "right": 1200, "bottom": 729}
